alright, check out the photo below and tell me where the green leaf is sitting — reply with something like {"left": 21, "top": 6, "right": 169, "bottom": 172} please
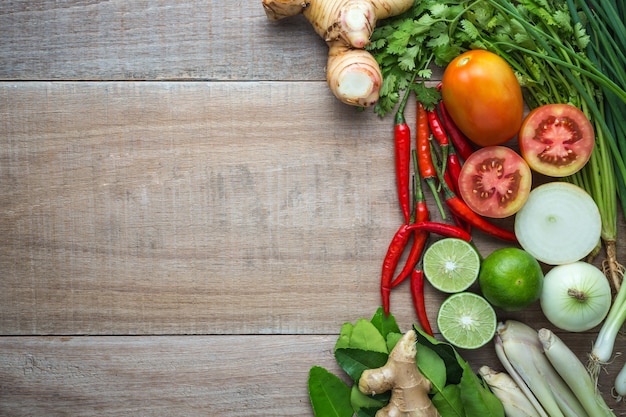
{"left": 414, "top": 326, "right": 464, "bottom": 384}
{"left": 413, "top": 83, "right": 441, "bottom": 110}
{"left": 385, "top": 332, "right": 402, "bottom": 353}
{"left": 352, "top": 319, "right": 389, "bottom": 353}
{"left": 350, "top": 384, "right": 390, "bottom": 416}
{"left": 430, "top": 3, "right": 451, "bottom": 18}
{"left": 355, "top": 408, "right": 379, "bottom": 417}
{"left": 460, "top": 19, "right": 480, "bottom": 41}
{"left": 415, "top": 344, "right": 447, "bottom": 392}
{"left": 335, "top": 348, "right": 389, "bottom": 382}
{"left": 335, "top": 322, "right": 355, "bottom": 351}
{"left": 459, "top": 365, "right": 505, "bottom": 417}
{"left": 431, "top": 384, "right": 465, "bottom": 417}
{"left": 335, "top": 318, "right": 387, "bottom": 353}
{"left": 370, "top": 307, "right": 401, "bottom": 339}
{"left": 308, "top": 366, "right": 353, "bottom": 417}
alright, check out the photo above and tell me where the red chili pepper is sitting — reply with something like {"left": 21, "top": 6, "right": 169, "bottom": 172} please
{"left": 427, "top": 108, "right": 449, "bottom": 175}
{"left": 427, "top": 108, "right": 448, "bottom": 145}
{"left": 390, "top": 231, "right": 428, "bottom": 290}
{"left": 410, "top": 268, "right": 433, "bottom": 336}
{"left": 380, "top": 223, "right": 414, "bottom": 316}
{"left": 394, "top": 88, "right": 413, "bottom": 224}
{"left": 416, "top": 101, "right": 446, "bottom": 219}
{"left": 438, "top": 101, "right": 475, "bottom": 161}
{"left": 430, "top": 139, "right": 471, "bottom": 235}
{"left": 446, "top": 146, "right": 463, "bottom": 194}
{"left": 407, "top": 221, "right": 472, "bottom": 242}
{"left": 391, "top": 164, "right": 430, "bottom": 289}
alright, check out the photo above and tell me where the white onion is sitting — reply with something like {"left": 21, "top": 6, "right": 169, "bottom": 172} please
{"left": 540, "top": 262, "right": 611, "bottom": 332}
{"left": 514, "top": 182, "right": 601, "bottom": 265}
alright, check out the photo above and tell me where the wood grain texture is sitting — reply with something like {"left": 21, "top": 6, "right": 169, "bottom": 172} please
{"left": 0, "top": 0, "right": 625, "bottom": 415}
{"left": 1, "top": 335, "right": 624, "bottom": 417}
{"left": 1, "top": 81, "right": 572, "bottom": 336}
{"left": 0, "top": 0, "right": 328, "bottom": 81}
{"left": 0, "top": 80, "right": 404, "bottom": 335}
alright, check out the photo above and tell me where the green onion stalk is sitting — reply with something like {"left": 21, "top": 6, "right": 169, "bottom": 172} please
{"left": 469, "top": 0, "right": 626, "bottom": 291}
{"left": 368, "top": 0, "right": 626, "bottom": 288}
{"left": 367, "top": 0, "right": 626, "bottom": 390}
{"left": 471, "top": 0, "right": 626, "bottom": 384}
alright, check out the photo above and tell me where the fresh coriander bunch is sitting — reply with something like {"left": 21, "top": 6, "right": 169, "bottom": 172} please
{"left": 366, "top": 0, "right": 474, "bottom": 117}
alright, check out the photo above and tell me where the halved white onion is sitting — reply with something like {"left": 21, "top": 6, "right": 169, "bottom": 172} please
{"left": 514, "top": 182, "right": 601, "bottom": 265}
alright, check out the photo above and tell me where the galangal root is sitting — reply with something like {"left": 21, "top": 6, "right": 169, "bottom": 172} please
{"left": 261, "top": 0, "right": 414, "bottom": 107}
{"left": 358, "top": 329, "right": 441, "bottom": 417}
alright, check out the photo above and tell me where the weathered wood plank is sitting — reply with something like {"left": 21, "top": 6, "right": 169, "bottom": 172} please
{"left": 0, "top": 335, "right": 336, "bottom": 416}
{"left": 0, "top": 1, "right": 444, "bottom": 82}
{"left": 1, "top": 335, "right": 624, "bottom": 416}
{"left": 2, "top": 81, "right": 624, "bottom": 337}
{"left": 0, "top": 80, "right": 416, "bottom": 335}
{"left": 0, "top": 0, "right": 329, "bottom": 81}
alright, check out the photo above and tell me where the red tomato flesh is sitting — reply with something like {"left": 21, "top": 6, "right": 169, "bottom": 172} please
{"left": 518, "top": 104, "right": 594, "bottom": 177}
{"left": 458, "top": 146, "right": 532, "bottom": 218}
{"left": 441, "top": 50, "right": 524, "bottom": 148}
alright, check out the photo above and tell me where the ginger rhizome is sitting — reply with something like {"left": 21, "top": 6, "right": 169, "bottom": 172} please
{"left": 262, "top": 0, "right": 414, "bottom": 107}
{"left": 358, "top": 329, "right": 441, "bottom": 417}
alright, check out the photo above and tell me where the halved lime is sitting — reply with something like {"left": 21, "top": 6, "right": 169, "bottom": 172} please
{"left": 437, "top": 292, "right": 497, "bottom": 349}
{"left": 423, "top": 238, "right": 481, "bottom": 293}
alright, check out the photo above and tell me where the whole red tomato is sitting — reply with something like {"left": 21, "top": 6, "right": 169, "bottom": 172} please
{"left": 441, "top": 50, "right": 524, "bottom": 147}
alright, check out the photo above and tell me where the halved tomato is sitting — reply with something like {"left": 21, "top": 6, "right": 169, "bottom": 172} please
{"left": 441, "top": 50, "right": 524, "bottom": 147}
{"left": 458, "top": 146, "right": 532, "bottom": 218}
{"left": 518, "top": 104, "right": 594, "bottom": 177}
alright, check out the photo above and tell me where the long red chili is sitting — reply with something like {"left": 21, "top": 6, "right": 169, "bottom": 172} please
{"left": 381, "top": 223, "right": 414, "bottom": 316}
{"left": 410, "top": 267, "right": 433, "bottom": 336}
{"left": 394, "top": 88, "right": 413, "bottom": 224}
{"left": 438, "top": 101, "right": 475, "bottom": 161}
{"left": 416, "top": 101, "right": 446, "bottom": 219}
{"left": 407, "top": 221, "right": 472, "bottom": 242}
{"left": 430, "top": 140, "right": 471, "bottom": 234}
{"left": 427, "top": 107, "right": 449, "bottom": 175}
{"left": 430, "top": 146, "right": 517, "bottom": 242}
{"left": 391, "top": 160, "right": 430, "bottom": 289}
{"left": 380, "top": 220, "right": 468, "bottom": 316}
{"left": 446, "top": 145, "right": 463, "bottom": 194}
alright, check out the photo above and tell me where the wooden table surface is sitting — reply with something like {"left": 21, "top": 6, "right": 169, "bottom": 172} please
{"left": 1, "top": 2, "right": 625, "bottom": 416}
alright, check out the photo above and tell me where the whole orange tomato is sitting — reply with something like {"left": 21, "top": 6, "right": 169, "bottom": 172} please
{"left": 441, "top": 50, "right": 524, "bottom": 147}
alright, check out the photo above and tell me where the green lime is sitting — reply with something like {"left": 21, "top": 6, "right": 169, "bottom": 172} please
{"left": 478, "top": 247, "right": 544, "bottom": 311}
{"left": 423, "top": 238, "right": 481, "bottom": 293}
{"left": 437, "top": 292, "right": 497, "bottom": 349}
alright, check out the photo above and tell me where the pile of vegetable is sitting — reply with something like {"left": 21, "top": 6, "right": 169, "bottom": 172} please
{"left": 262, "top": 0, "right": 626, "bottom": 415}
{"left": 367, "top": 0, "right": 626, "bottom": 289}
{"left": 308, "top": 308, "right": 505, "bottom": 417}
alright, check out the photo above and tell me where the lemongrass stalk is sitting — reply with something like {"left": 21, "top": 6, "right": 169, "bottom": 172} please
{"left": 538, "top": 328, "right": 616, "bottom": 417}
{"left": 614, "top": 361, "right": 626, "bottom": 401}
{"left": 493, "top": 337, "right": 550, "bottom": 417}
{"left": 478, "top": 366, "right": 545, "bottom": 417}
{"left": 589, "top": 281, "right": 626, "bottom": 380}
{"left": 495, "top": 321, "right": 589, "bottom": 417}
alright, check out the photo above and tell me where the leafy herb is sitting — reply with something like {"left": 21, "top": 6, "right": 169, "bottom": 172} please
{"left": 307, "top": 308, "right": 504, "bottom": 417}
{"left": 369, "top": 0, "right": 626, "bottom": 286}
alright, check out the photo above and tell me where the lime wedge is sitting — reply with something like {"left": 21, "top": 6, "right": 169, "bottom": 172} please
{"left": 437, "top": 292, "right": 497, "bottom": 349}
{"left": 423, "top": 238, "right": 480, "bottom": 293}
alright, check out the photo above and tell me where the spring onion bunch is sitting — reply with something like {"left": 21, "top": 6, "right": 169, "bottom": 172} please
{"left": 370, "top": 0, "right": 626, "bottom": 386}
{"left": 369, "top": 0, "right": 626, "bottom": 289}
{"left": 467, "top": 0, "right": 625, "bottom": 292}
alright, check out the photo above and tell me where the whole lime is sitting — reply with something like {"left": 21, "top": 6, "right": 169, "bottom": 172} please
{"left": 478, "top": 247, "right": 544, "bottom": 311}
